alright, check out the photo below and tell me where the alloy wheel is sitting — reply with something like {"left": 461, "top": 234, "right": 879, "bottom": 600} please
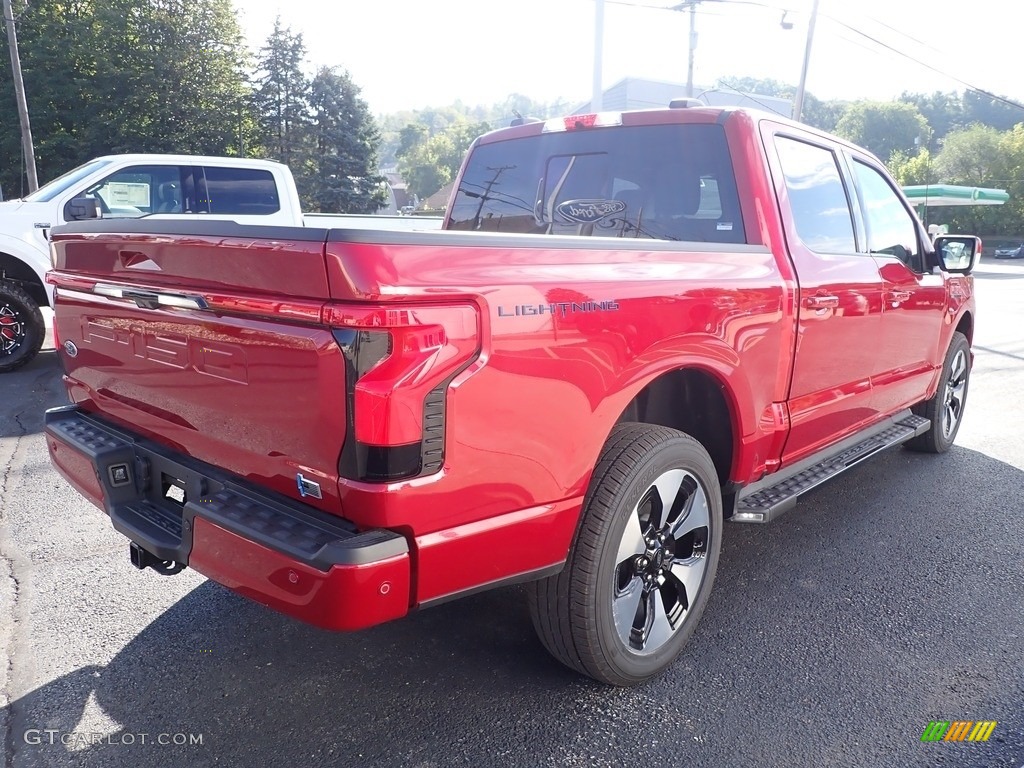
{"left": 612, "top": 468, "right": 711, "bottom": 655}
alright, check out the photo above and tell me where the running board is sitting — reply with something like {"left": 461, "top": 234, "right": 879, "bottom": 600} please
{"left": 731, "top": 412, "right": 931, "bottom": 524}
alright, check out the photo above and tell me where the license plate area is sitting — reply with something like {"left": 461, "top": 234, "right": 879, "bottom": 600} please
{"left": 161, "top": 473, "right": 187, "bottom": 507}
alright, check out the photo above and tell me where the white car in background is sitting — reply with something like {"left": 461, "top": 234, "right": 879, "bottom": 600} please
{"left": 0, "top": 154, "right": 441, "bottom": 372}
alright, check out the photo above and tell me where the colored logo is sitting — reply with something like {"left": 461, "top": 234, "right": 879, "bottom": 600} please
{"left": 920, "top": 721, "right": 997, "bottom": 742}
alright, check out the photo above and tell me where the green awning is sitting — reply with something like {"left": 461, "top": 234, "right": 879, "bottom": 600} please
{"left": 902, "top": 185, "right": 1009, "bottom": 206}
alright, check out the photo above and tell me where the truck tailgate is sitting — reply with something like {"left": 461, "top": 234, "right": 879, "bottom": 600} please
{"left": 48, "top": 223, "right": 350, "bottom": 513}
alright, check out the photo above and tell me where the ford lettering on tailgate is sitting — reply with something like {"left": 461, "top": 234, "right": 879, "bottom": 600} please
{"left": 80, "top": 318, "right": 248, "bottom": 384}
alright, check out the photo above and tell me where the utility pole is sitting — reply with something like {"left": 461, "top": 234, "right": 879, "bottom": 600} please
{"left": 686, "top": 2, "right": 697, "bottom": 98}
{"left": 3, "top": 0, "right": 38, "bottom": 192}
{"left": 672, "top": 1, "right": 719, "bottom": 99}
{"left": 792, "top": 0, "right": 820, "bottom": 123}
{"left": 592, "top": 0, "right": 604, "bottom": 111}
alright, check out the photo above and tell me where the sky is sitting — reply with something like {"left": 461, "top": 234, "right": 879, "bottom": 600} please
{"left": 236, "top": 0, "right": 1022, "bottom": 118}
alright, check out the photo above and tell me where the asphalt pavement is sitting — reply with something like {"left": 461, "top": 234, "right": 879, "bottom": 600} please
{"left": 1, "top": 265, "right": 1022, "bottom": 768}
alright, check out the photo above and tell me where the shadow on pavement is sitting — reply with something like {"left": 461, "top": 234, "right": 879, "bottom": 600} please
{"left": 4, "top": 444, "right": 1023, "bottom": 767}
{"left": 0, "top": 351, "right": 66, "bottom": 438}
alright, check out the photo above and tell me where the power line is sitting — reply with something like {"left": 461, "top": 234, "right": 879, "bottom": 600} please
{"left": 822, "top": 15, "right": 1024, "bottom": 113}
{"left": 603, "top": 0, "right": 1024, "bottom": 113}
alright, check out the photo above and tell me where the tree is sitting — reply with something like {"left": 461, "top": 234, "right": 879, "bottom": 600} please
{"left": 834, "top": 101, "right": 932, "bottom": 163}
{"left": 899, "top": 91, "right": 963, "bottom": 149}
{"left": 717, "top": 76, "right": 793, "bottom": 98}
{"left": 962, "top": 90, "right": 1024, "bottom": 133}
{"left": 0, "top": 0, "right": 255, "bottom": 195}
{"left": 94, "top": 0, "right": 255, "bottom": 155}
{"left": 397, "top": 120, "right": 489, "bottom": 202}
{"left": 887, "top": 148, "right": 937, "bottom": 186}
{"left": 253, "top": 18, "right": 310, "bottom": 167}
{"left": 801, "top": 94, "right": 847, "bottom": 134}
{"left": 304, "top": 66, "right": 386, "bottom": 213}
{"left": 396, "top": 123, "right": 427, "bottom": 159}
{"left": 933, "top": 124, "right": 1005, "bottom": 185}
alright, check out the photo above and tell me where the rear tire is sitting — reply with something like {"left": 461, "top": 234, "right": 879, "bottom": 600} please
{"left": 906, "top": 331, "right": 971, "bottom": 453}
{"left": 527, "top": 423, "right": 722, "bottom": 686}
{"left": 0, "top": 280, "right": 45, "bottom": 373}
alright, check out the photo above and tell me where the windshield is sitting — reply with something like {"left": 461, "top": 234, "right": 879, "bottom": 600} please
{"left": 23, "top": 159, "right": 114, "bottom": 202}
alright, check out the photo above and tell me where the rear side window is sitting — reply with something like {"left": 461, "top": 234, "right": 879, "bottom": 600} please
{"left": 774, "top": 136, "right": 856, "bottom": 253}
{"left": 199, "top": 167, "right": 280, "bottom": 216}
{"left": 447, "top": 123, "right": 746, "bottom": 243}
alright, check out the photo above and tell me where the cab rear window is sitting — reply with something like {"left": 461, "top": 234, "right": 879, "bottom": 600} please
{"left": 446, "top": 123, "right": 745, "bottom": 243}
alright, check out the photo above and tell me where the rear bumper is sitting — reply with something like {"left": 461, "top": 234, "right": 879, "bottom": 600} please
{"left": 44, "top": 405, "right": 410, "bottom": 631}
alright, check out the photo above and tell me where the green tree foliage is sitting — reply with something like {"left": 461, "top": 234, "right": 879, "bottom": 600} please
{"left": 397, "top": 120, "right": 490, "bottom": 202}
{"left": 378, "top": 94, "right": 570, "bottom": 167}
{"left": 887, "top": 148, "right": 937, "bottom": 186}
{"left": 253, "top": 18, "right": 309, "bottom": 167}
{"left": 933, "top": 124, "right": 1005, "bottom": 185}
{"left": 801, "top": 94, "right": 848, "bottom": 134}
{"left": 95, "top": 0, "right": 254, "bottom": 154}
{"left": 0, "top": 0, "right": 255, "bottom": 195}
{"left": 834, "top": 101, "right": 931, "bottom": 162}
{"left": 305, "top": 66, "right": 386, "bottom": 213}
{"left": 716, "top": 76, "right": 792, "bottom": 98}
{"left": 898, "top": 91, "right": 963, "bottom": 148}
{"left": 962, "top": 90, "right": 1024, "bottom": 132}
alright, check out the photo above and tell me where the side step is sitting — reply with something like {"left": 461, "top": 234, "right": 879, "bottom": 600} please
{"left": 731, "top": 411, "right": 930, "bottom": 524}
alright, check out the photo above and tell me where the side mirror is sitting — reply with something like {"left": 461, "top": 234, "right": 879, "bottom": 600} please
{"left": 934, "top": 235, "right": 981, "bottom": 274}
{"left": 64, "top": 197, "right": 101, "bottom": 221}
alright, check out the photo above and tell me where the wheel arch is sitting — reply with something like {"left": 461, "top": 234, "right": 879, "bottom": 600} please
{"left": 954, "top": 310, "right": 973, "bottom": 345}
{"left": 608, "top": 361, "right": 745, "bottom": 488}
{"left": 0, "top": 248, "right": 49, "bottom": 308}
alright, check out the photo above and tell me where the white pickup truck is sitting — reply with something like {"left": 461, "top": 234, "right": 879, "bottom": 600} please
{"left": 0, "top": 153, "right": 442, "bottom": 372}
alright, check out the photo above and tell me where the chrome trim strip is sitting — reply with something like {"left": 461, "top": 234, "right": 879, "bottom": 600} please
{"left": 92, "top": 282, "right": 208, "bottom": 310}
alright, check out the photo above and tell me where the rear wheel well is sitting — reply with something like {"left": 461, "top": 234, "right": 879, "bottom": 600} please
{"left": 615, "top": 368, "right": 735, "bottom": 486}
{"left": 0, "top": 252, "right": 47, "bottom": 308}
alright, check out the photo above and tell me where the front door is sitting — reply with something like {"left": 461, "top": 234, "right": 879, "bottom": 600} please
{"left": 849, "top": 158, "right": 948, "bottom": 413}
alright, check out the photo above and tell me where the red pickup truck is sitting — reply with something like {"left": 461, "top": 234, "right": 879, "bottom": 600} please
{"left": 44, "top": 106, "right": 978, "bottom": 686}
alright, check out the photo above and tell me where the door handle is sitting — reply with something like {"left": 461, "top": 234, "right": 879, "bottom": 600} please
{"left": 803, "top": 295, "right": 839, "bottom": 309}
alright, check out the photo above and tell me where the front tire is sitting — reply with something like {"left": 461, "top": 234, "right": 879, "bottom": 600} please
{"left": 528, "top": 423, "right": 723, "bottom": 686}
{"left": 906, "top": 331, "right": 971, "bottom": 453}
{"left": 0, "top": 280, "right": 45, "bottom": 373}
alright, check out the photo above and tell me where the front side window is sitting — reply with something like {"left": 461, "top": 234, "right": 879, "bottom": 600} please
{"left": 774, "top": 136, "right": 856, "bottom": 253}
{"left": 447, "top": 123, "right": 746, "bottom": 244}
{"left": 84, "top": 165, "right": 183, "bottom": 218}
{"left": 852, "top": 161, "right": 920, "bottom": 267}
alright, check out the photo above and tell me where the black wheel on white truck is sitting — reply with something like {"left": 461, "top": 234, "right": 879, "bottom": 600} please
{"left": 528, "top": 423, "right": 722, "bottom": 686}
{"left": 0, "top": 280, "right": 45, "bottom": 373}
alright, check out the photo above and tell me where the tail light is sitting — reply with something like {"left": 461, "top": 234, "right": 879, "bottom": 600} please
{"left": 323, "top": 303, "right": 480, "bottom": 482}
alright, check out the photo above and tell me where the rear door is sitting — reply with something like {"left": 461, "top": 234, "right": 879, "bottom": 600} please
{"left": 765, "top": 130, "right": 886, "bottom": 463}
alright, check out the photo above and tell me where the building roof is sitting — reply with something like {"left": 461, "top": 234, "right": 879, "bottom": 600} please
{"left": 572, "top": 77, "right": 793, "bottom": 118}
{"left": 422, "top": 180, "right": 455, "bottom": 211}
